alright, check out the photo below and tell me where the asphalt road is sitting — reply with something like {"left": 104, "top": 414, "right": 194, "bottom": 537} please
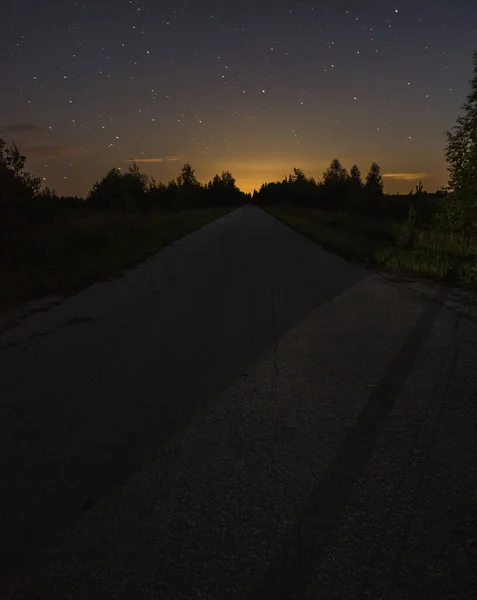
{"left": 1, "top": 204, "right": 476, "bottom": 599}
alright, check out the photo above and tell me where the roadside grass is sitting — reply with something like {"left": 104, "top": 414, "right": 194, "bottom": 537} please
{"left": 264, "top": 203, "right": 477, "bottom": 285}
{"left": 0, "top": 206, "right": 235, "bottom": 314}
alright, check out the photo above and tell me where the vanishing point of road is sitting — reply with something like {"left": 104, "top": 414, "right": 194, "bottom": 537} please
{"left": 1, "top": 205, "right": 476, "bottom": 599}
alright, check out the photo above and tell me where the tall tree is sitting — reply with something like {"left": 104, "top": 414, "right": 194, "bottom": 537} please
{"left": 346, "top": 164, "right": 364, "bottom": 211}
{"left": 208, "top": 174, "right": 222, "bottom": 190}
{"left": 0, "top": 137, "right": 42, "bottom": 218}
{"left": 219, "top": 170, "right": 237, "bottom": 190}
{"left": 286, "top": 167, "right": 314, "bottom": 206}
{"left": 364, "top": 162, "right": 384, "bottom": 199}
{"left": 323, "top": 159, "right": 348, "bottom": 185}
{"left": 445, "top": 51, "right": 477, "bottom": 228}
{"left": 290, "top": 167, "right": 307, "bottom": 183}
{"left": 177, "top": 163, "right": 200, "bottom": 188}
{"left": 349, "top": 164, "right": 362, "bottom": 187}
{"left": 175, "top": 163, "right": 202, "bottom": 209}
{"left": 87, "top": 163, "right": 148, "bottom": 211}
{"left": 207, "top": 171, "right": 241, "bottom": 206}
{"left": 321, "top": 159, "right": 349, "bottom": 210}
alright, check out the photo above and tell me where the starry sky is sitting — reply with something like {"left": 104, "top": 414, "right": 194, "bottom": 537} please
{"left": 1, "top": 0, "right": 476, "bottom": 197}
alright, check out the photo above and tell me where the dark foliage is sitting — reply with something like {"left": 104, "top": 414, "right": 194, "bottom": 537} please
{"left": 0, "top": 143, "right": 249, "bottom": 222}
{"left": 444, "top": 51, "right": 477, "bottom": 230}
{"left": 0, "top": 137, "right": 91, "bottom": 228}
{"left": 0, "top": 137, "right": 42, "bottom": 224}
{"left": 0, "top": 130, "right": 448, "bottom": 234}
{"left": 364, "top": 162, "right": 384, "bottom": 202}
{"left": 86, "top": 162, "right": 248, "bottom": 213}
{"left": 87, "top": 164, "right": 149, "bottom": 212}
{"left": 206, "top": 170, "right": 245, "bottom": 207}
{"left": 253, "top": 159, "right": 443, "bottom": 229}
{"left": 321, "top": 159, "right": 349, "bottom": 210}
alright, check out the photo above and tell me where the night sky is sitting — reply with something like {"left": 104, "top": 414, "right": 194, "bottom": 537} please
{"left": 1, "top": 0, "right": 476, "bottom": 197}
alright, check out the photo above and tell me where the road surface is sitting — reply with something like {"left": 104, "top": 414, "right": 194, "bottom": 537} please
{"left": 1, "top": 204, "right": 476, "bottom": 599}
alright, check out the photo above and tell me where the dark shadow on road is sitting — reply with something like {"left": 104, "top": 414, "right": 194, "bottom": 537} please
{"left": 248, "top": 283, "right": 451, "bottom": 600}
{"left": 0, "top": 206, "right": 367, "bottom": 590}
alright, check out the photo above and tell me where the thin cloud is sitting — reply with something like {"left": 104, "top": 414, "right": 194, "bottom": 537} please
{"left": 243, "top": 115, "right": 255, "bottom": 120}
{"left": 2, "top": 123, "right": 41, "bottom": 134}
{"left": 25, "top": 145, "right": 88, "bottom": 157}
{"left": 124, "top": 156, "right": 181, "bottom": 163}
{"left": 383, "top": 172, "right": 432, "bottom": 181}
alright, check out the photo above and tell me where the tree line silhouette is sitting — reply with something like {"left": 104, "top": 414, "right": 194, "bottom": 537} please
{"left": 0, "top": 149, "right": 249, "bottom": 227}
{"left": 252, "top": 159, "right": 446, "bottom": 228}
{"left": 1, "top": 50, "right": 476, "bottom": 233}
{"left": 87, "top": 163, "right": 249, "bottom": 213}
{"left": 0, "top": 143, "right": 447, "bottom": 230}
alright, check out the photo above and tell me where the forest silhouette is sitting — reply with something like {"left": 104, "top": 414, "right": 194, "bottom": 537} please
{"left": 0, "top": 141, "right": 446, "bottom": 227}
{"left": 1, "top": 51, "right": 477, "bottom": 312}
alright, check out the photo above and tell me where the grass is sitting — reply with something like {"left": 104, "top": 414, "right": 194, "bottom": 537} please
{"left": 0, "top": 206, "right": 235, "bottom": 316}
{"left": 264, "top": 203, "right": 477, "bottom": 285}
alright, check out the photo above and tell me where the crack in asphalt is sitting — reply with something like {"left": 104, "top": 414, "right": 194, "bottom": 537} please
{"left": 270, "top": 286, "right": 280, "bottom": 402}
{"left": 374, "top": 270, "right": 477, "bottom": 324}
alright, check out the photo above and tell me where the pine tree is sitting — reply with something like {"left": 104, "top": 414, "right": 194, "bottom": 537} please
{"left": 364, "top": 162, "right": 384, "bottom": 199}
{"left": 321, "top": 159, "right": 349, "bottom": 210}
{"left": 346, "top": 164, "right": 363, "bottom": 212}
{"left": 349, "top": 165, "right": 362, "bottom": 187}
{"left": 445, "top": 51, "right": 477, "bottom": 229}
{"left": 323, "top": 159, "right": 348, "bottom": 185}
